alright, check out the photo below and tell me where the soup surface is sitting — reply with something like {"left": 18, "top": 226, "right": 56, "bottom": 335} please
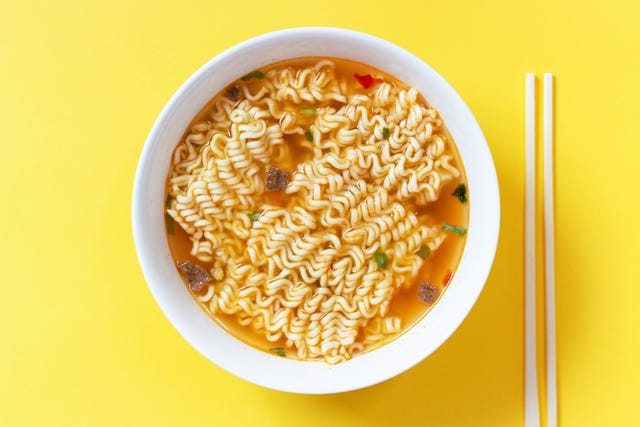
{"left": 165, "top": 57, "right": 469, "bottom": 364}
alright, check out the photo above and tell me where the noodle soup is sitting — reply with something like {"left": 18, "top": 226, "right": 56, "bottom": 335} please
{"left": 164, "top": 58, "right": 469, "bottom": 364}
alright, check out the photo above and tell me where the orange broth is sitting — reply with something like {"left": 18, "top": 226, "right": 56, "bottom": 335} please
{"left": 165, "top": 57, "right": 469, "bottom": 359}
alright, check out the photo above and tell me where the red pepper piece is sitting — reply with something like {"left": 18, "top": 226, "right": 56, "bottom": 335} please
{"left": 353, "top": 73, "right": 383, "bottom": 89}
{"left": 443, "top": 270, "right": 453, "bottom": 286}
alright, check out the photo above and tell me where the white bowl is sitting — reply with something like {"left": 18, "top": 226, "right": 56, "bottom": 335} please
{"left": 132, "top": 27, "right": 500, "bottom": 394}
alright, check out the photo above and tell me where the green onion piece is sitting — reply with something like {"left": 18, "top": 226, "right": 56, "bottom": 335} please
{"left": 165, "top": 212, "right": 175, "bottom": 235}
{"left": 304, "top": 130, "right": 313, "bottom": 142}
{"left": 442, "top": 222, "right": 467, "bottom": 236}
{"left": 382, "top": 127, "right": 390, "bottom": 139}
{"left": 241, "top": 70, "right": 264, "bottom": 81}
{"left": 374, "top": 251, "right": 389, "bottom": 269}
{"left": 269, "top": 347, "right": 286, "bottom": 357}
{"left": 415, "top": 245, "right": 432, "bottom": 259}
{"left": 452, "top": 183, "right": 468, "bottom": 204}
{"left": 165, "top": 193, "right": 172, "bottom": 208}
{"left": 249, "top": 211, "right": 260, "bottom": 222}
{"left": 299, "top": 106, "right": 317, "bottom": 116}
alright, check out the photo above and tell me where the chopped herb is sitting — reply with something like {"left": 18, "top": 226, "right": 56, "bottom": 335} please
{"left": 165, "top": 193, "right": 172, "bottom": 208}
{"left": 353, "top": 73, "right": 383, "bottom": 89}
{"left": 165, "top": 212, "right": 175, "bottom": 235}
{"left": 304, "top": 130, "right": 313, "bottom": 142}
{"left": 241, "top": 70, "right": 264, "bottom": 81}
{"left": 382, "top": 127, "right": 390, "bottom": 139}
{"left": 374, "top": 251, "right": 389, "bottom": 269}
{"left": 269, "top": 347, "right": 286, "bottom": 357}
{"left": 443, "top": 270, "right": 453, "bottom": 286}
{"left": 442, "top": 222, "right": 467, "bottom": 236}
{"left": 249, "top": 211, "right": 260, "bottom": 222}
{"left": 299, "top": 106, "right": 317, "bottom": 116}
{"left": 415, "top": 245, "right": 432, "bottom": 259}
{"left": 452, "top": 183, "right": 468, "bottom": 204}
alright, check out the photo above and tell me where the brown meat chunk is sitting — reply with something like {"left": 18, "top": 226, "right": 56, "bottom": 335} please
{"left": 418, "top": 281, "right": 440, "bottom": 305}
{"left": 265, "top": 167, "right": 290, "bottom": 192}
{"left": 226, "top": 84, "right": 241, "bottom": 101}
{"left": 178, "top": 261, "right": 211, "bottom": 292}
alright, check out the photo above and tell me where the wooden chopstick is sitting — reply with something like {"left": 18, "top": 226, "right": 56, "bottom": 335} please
{"left": 524, "top": 73, "right": 540, "bottom": 427}
{"left": 543, "top": 73, "right": 557, "bottom": 427}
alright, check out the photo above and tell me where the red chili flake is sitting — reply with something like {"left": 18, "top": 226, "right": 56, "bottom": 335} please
{"left": 353, "top": 73, "right": 383, "bottom": 89}
{"left": 442, "top": 270, "right": 453, "bottom": 287}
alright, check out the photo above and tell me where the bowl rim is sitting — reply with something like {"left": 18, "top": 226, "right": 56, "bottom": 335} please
{"left": 132, "top": 26, "right": 500, "bottom": 394}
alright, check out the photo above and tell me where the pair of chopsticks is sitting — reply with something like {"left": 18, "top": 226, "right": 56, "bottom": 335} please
{"left": 525, "top": 73, "right": 556, "bottom": 427}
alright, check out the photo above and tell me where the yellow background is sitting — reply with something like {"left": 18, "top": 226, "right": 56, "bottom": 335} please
{"left": 1, "top": 0, "right": 639, "bottom": 426}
